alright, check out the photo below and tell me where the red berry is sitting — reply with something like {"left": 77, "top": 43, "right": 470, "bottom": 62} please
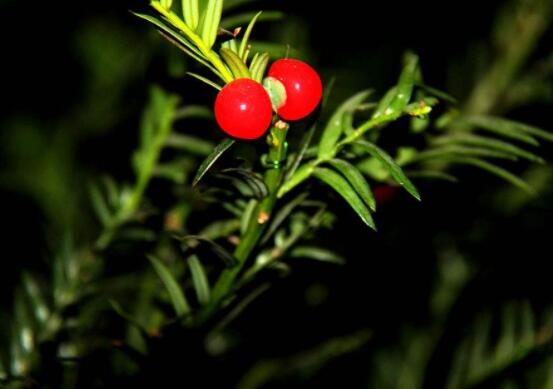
{"left": 267, "top": 59, "right": 323, "bottom": 121}
{"left": 214, "top": 78, "right": 273, "bottom": 140}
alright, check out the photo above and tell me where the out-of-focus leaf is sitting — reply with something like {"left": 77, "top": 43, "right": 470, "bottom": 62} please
{"left": 199, "top": 219, "right": 240, "bottom": 240}
{"left": 176, "top": 235, "right": 239, "bottom": 267}
{"left": 261, "top": 192, "right": 308, "bottom": 244}
{"left": 459, "top": 115, "right": 539, "bottom": 146}
{"left": 182, "top": 0, "right": 199, "bottom": 30}
{"left": 238, "top": 11, "right": 262, "bottom": 60}
{"left": 416, "top": 83, "right": 458, "bottom": 104}
{"left": 165, "top": 133, "right": 215, "bottom": 156}
{"left": 222, "top": 11, "right": 284, "bottom": 29}
{"left": 21, "top": 273, "right": 49, "bottom": 325}
{"left": 220, "top": 47, "right": 251, "bottom": 79}
{"left": 89, "top": 183, "right": 112, "bottom": 226}
{"left": 109, "top": 299, "right": 148, "bottom": 335}
{"left": 290, "top": 246, "right": 345, "bottom": 265}
{"left": 318, "top": 90, "right": 372, "bottom": 159}
{"left": 409, "top": 146, "right": 518, "bottom": 164}
{"left": 465, "top": 115, "right": 553, "bottom": 143}
{"left": 433, "top": 134, "right": 544, "bottom": 163}
{"left": 241, "top": 199, "right": 257, "bottom": 235}
{"left": 147, "top": 255, "right": 190, "bottom": 316}
{"left": 313, "top": 168, "right": 375, "bottom": 229}
{"left": 446, "top": 156, "right": 534, "bottom": 194}
{"left": 188, "top": 255, "right": 211, "bottom": 305}
{"left": 406, "top": 170, "right": 459, "bottom": 183}
{"left": 200, "top": 0, "right": 223, "bottom": 50}
{"left": 355, "top": 141, "right": 421, "bottom": 200}
{"left": 221, "top": 168, "right": 268, "bottom": 199}
{"left": 329, "top": 159, "right": 376, "bottom": 211}
{"left": 193, "top": 138, "right": 235, "bottom": 186}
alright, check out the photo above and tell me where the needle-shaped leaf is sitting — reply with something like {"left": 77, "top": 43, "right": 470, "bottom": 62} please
{"left": 290, "top": 246, "right": 345, "bottom": 265}
{"left": 388, "top": 53, "right": 418, "bottom": 113}
{"left": 313, "top": 167, "right": 376, "bottom": 230}
{"left": 188, "top": 255, "right": 211, "bottom": 305}
{"left": 433, "top": 134, "right": 544, "bottom": 163}
{"left": 21, "top": 273, "right": 49, "bottom": 325}
{"left": 278, "top": 163, "right": 316, "bottom": 198}
{"left": 165, "top": 133, "right": 214, "bottom": 156}
{"left": 329, "top": 159, "right": 376, "bottom": 211}
{"left": 355, "top": 141, "right": 421, "bottom": 201}
{"left": 176, "top": 235, "right": 239, "bottom": 267}
{"left": 406, "top": 170, "right": 459, "bottom": 183}
{"left": 250, "top": 52, "right": 270, "bottom": 82}
{"left": 415, "top": 83, "right": 458, "bottom": 104}
{"left": 182, "top": 0, "right": 199, "bottom": 30}
{"left": 446, "top": 157, "right": 534, "bottom": 194}
{"left": 261, "top": 192, "right": 309, "bottom": 244}
{"left": 147, "top": 255, "right": 190, "bottom": 316}
{"left": 187, "top": 72, "right": 223, "bottom": 90}
{"left": 239, "top": 11, "right": 262, "bottom": 60}
{"left": 200, "top": 0, "right": 223, "bottom": 50}
{"left": 89, "top": 182, "right": 112, "bottom": 226}
{"left": 459, "top": 115, "right": 539, "bottom": 146}
{"left": 464, "top": 115, "right": 553, "bottom": 143}
{"left": 220, "top": 47, "right": 251, "bottom": 79}
{"left": 222, "top": 11, "right": 284, "bottom": 29}
{"left": 318, "top": 90, "right": 372, "bottom": 159}
{"left": 193, "top": 138, "right": 235, "bottom": 186}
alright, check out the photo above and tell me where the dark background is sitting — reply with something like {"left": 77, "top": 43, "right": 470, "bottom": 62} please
{"left": 1, "top": 0, "right": 552, "bottom": 387}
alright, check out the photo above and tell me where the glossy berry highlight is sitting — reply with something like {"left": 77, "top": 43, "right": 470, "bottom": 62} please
{"left": 214, "top": 78, "right": 273, "bottom": 140}
{"left": 267, "top": 58, "right": 323, "bottom": 121}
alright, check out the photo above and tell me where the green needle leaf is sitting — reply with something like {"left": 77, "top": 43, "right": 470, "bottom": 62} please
{"left": 464, "top": 115, "right": 553, "bottom": 143}
{"left": 250, "top": 52, "right": 270, "bottom": 82}
{"left": 220, "top": 47, "right": 251, "bottom": 79}
{"left": 388, "top": 53, "right": 418, "bottom": 113}
{"left": 182, "top": 0, "right": 199, "bottom": 30}
{"left": 187, "top": 72, "right": 223, "bottom": 90}
{"left": 459, "top": 115, "right": 540, "bottom": 146}
{"left": 329, "top": 159, "right": 376, "bottom": 211}
{"left": 313, "top": 167, "right": 376, "bottom": 230}
{"left": 188, "top": 255, "right": 211, "bottom": 305}
{"left": 193, "top": 138, "right": 235, "bottom": 186}
{"left": 201, "top": 0, "right": 223, "bottom": 50}
{"left": 147, "top": 255, "right": 190, "bottom": 316}
{"left": 318, "top": 90, "right": 372, "bottom": 159}
{"left": 290, "top": 246, "right": 345, "bottom": 265}
{"left": 239, "top": 11, "right": 262, "bottom": 60}
{"left": 355, "top": 140, "right": 421, "bottom": 201}
{"left": 433, "top": 134, "right": 544, "bottom": 163}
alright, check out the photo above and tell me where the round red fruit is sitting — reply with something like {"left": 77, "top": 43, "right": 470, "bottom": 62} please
{"left": 267, "top": 59, "right": 323, "bottom": 121}
{"left": 214, "top": 78, "right": 273, "bottom": 140}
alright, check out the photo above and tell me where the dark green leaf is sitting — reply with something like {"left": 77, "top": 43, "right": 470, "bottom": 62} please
{"left": 290, "top": 246, "right": 345, "bottom": 265}
{"left": 415, "top": 83, "right": 458, "bottom": 104}
{"left": 221, "top": 168, "right": 268, "bottom": 199}
{"left": 221, "top": 11, "right": 284, "bottom": 29}
{"left": 406, "top": 170, "right": 459, "bottom": 183}
{"left": 318, "top": 90, "right": 372, "bottom": 159}
{"left": 329, "top": 159, "right": 376, "bottom": 211}
{"left": 165, "top": 133, "right": 215, "bottom": 156}
{"left": 89, "top": 183, "right": 112, "bottom": 226}
{"left": 447, "top": 157, "right": 534, "bottom": 194}
{"left": 188, "top": 255, "right": 211, "bottom": 305}
{"left": 109, "top": 299, "right": 149, "bottom": 334}
{"left": 22, "top": 273, "right": 49, "bottom": 325}
{"left": 433, "top": 134, "right": 544, "bottom": 163}
{"left": 460, "top": 115, "right": 539, "bottom": 146}
{"left": 147, "top": 255, "right": 190, "bottom": 316}
{"left": 193, "top": 138, "right": 235, "bottom": 186}
{"left": 355, "top": 141, "right": 421, "bottom": 200}
{"left": 261, "top": 192, "right": 309, "bottom": 244}
{"left": 176, "top": 235, "right": 239, "bottom": 267}
{"left": 466, "top": 115, "right": 553, "bottom": 143}
{"left": 313, "top": 168, "right": 376, "bottom": 229}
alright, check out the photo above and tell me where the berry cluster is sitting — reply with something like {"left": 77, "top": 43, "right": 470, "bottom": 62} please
{"left": 214, "top": 59, "right": 323, "bottom": 139}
